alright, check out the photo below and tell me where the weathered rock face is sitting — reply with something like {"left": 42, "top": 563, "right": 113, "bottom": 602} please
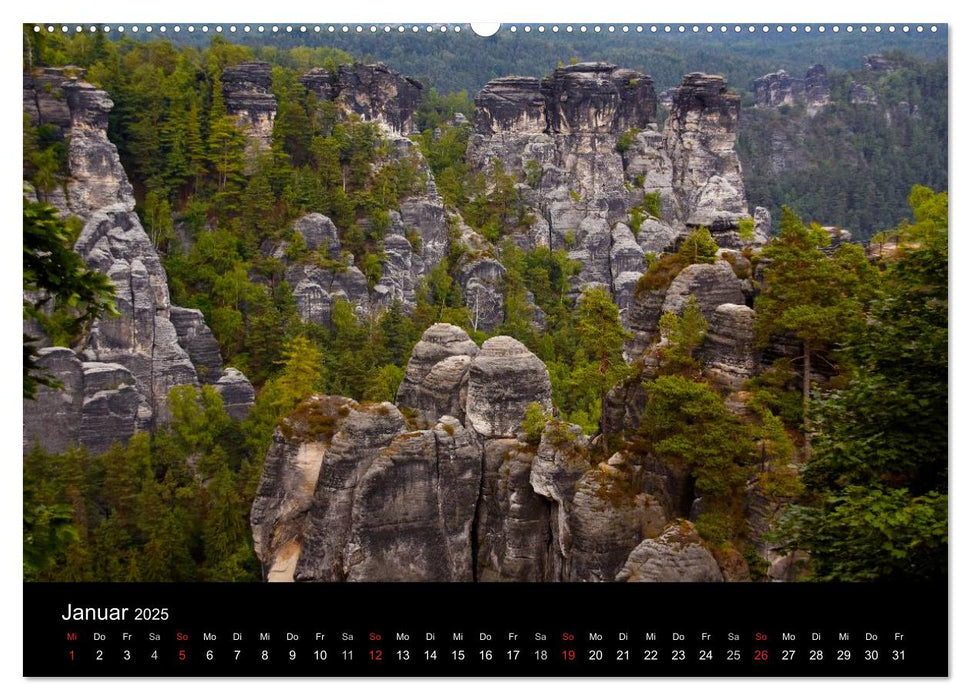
{"left": 541, "top": 63, "right": 657, "bottom": 135}
{"left": 287, "top": 261, "right": 370, "bottom": 325}
{"left": 459, "top": 258, "right": 506, "bottom": 332}
{"left": 466, "top": 336, "right": 554, "bottom": 439}
{"left": 276, "top": 405, "right": 483, "bottom": 583}
{"left": 23, "top": 68, "right": 250, "bottom": 454}
{"left": 753, "top": 65, "right": 830, "bottom": 116}
{"left": 251, "top": 396, "right": 359, "bottom": 582}
{"left": 476, "top": 440, "right": 552, "bottom": 581}
{"left": 467, "top": 66, "right": 756, "bottom": 331}
{"left": 292, "top": 402, "right": 409, "bottom": 581}
{"left": 345, "top": 417, "right": 481, "bottom": 581}
{"left": 564, "top": 468, "right": 660, "bottom": 582}
{"left": 22, "top": 347, "right": 145, "bottom": 455}
{"left": 666, "top": 73, "right": 747, "bottom": 232}
{"left": 701, "top": 304, "right": 759, "bottom": 389}
{"left": 804, "top": 64, "right": 831, "bottom": 110}
{"left": 222, "top": 62, "right": 277, "bottom": 157}
{"left": 169, "top": 306, "right": 224, "bottom": 384}
{"left": 23, "top": 348, "right": 84, "bottom": 453}
{"left": 75, "top": 207, "right": 198, "bottom": 427}
{"left": 396, "top": 324, "right": 480, "bottom": 424}
{"left": 850, "top": 82, "right": 878, "bottom": 105}
{"left": 473, "top": 77, "right": 546, "bottom": 134}
{"left": 254, "top": 334, "right": 679, "bottom": 583}
{"left": 661, "top": 260, "right": 746, "bottom": 320}
{"left": 292, "top": 213, "right": 341, "bottom": 258}
{"left": 753, "top": 69, "right": 806, "bottom": 108}
{"left": 252, "top": 331, "right": 556, "bottom": 583}
{"left": 863, "top": 54, "right": 896, "bottom": 73}
{"left": 301, "top": 63, "right": 422, "bottom": 135}
{"left": 78, "top": 362, "right": 140, "bottom": 454}
{"left": 625, "top": 258, "right": 749, "bottom": 361}
{"left": 214, "top": 368, "right": 256, "bottom": 421}
{"left": 23, "top": 67, "right": 134, "bottom": 217}
{"left": 255, "top": 325, "right": 763, "bottom": 582}
{"left": 616, "top": 521, "right": 724, "bottom": 582}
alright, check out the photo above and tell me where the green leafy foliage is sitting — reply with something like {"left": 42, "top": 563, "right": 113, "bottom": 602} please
{"left": 23, "top": 388, "right": 262, "bottom": 582}
{"left": 754, "top": 207, "right": 875, "bottom": 431}
{"left": 657, "top": 296, "right": 708, "bottom": 376}
{"left": 575, "top": 287, "right": 632, "bottom": 453}
{"left": 778, "top": 187, "right": 947, "bottom": 581}
{"left": 615, "top": 128, "right": 639, "bottom": 154}
{"left": 677, "top": 226, "right": 719, "bottom": 265}
{"left": 23, "top": 198, "right": 117, "bottom": 398}
{"left": 638, "top": 375, "right": 755, "bottom": 543}
{"left": 778, "top": 488, "right": 946, "bottom": 582}
{"left": 521, "top": 402, "right": 550, "bottom": 445}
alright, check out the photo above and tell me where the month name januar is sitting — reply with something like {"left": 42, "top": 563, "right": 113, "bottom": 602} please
{"left": 61, "top": 603, "right": 129, "bottom": 621}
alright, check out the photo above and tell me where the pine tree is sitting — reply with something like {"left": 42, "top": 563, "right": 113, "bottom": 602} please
{"left": 754, "top": 207, "right": 874, "bottom": 438}
{"left": 575, "top": 287, "right": 631, "bottom": 455}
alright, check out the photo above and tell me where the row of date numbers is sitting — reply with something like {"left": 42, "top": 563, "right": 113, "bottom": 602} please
{"left": 69, "top": 647, "right": 907, "bottom": 663}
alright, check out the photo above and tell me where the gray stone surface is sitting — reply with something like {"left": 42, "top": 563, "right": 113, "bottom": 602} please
{"left": 301, "top": 63, "right": 423, "bottom": 135}
{"left": 251, "top": 396, "right": 359, "bottom": 582}
{"left": 170, "top": 306, "right": 224, "bottom": 384}
{"left": 701, "top": 303, "right": 759, "bottom": 389}
{"left": 294, "top": 403, "right": 409, "bottom": 581}
{"left": 23, "top": 68, "right": 134, "bottom": 217}
{"left": 23, "top": 68, "right": 250, "bottom": 454}
{"left": 23, "top": 347, "right": 83, "bottom": 454}
{"left": 665, "top": 73, "right": 748, "bottom": 232}
{"left": 214, "top": 368, "right": 256, "bottom": 421}
{"left": 662, "top": 260, "right": 746, "bottom": 319}
{"left": 476, "top": 440, "right": 552, "bottom": 582}
{"left": 616, "top": 521, "right": 724, "bottom": 582}
{"left": 222, "top": 62, "right": 277, "bottom": 157}
{"left": 293, "top": 213, "right": 341, "bottom": 259}
{"left": 345, "top": 417, "right": 481, "bottom": 581}
{"left": 396, "top": 324, "right": 480, "bottom": 419}
{"left": 466, "top": 336, "right": 553, "bottom": 439}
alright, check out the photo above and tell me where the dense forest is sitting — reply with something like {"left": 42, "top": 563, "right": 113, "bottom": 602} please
{"left": 739, "top": 51, "right": 947, "bottom": 238}
{"left": 23, "top": 29, "right": 947, "bottom": 583}
{"left": 117, "top": 24, "right": 947, "bottom": 97}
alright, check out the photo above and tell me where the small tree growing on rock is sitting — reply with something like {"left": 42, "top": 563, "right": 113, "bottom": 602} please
{"left": 575, "top": 287, "right": 631, "bottom": 456}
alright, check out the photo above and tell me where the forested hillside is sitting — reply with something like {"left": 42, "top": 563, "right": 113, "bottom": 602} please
{"left": 22, "top": 28, "right": 947, "bottom": 584}
{"left": 738, "top": 51, "right": 947, "bottom": 238}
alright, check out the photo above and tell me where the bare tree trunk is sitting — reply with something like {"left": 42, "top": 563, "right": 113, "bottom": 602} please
{"left": 803, "top": 341, "right": 813, "bottom": 458}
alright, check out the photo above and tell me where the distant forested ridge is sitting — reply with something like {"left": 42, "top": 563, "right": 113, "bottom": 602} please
{"left": 738, "top": 51, "right": 947, "bottom": 239}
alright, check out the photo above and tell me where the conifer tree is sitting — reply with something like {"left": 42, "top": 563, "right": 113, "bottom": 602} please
{"left": 754, "top": 207, "right": 873, "bottom": 437}
{"left": 575, "top": 287, "right": 631, "bottom": 455}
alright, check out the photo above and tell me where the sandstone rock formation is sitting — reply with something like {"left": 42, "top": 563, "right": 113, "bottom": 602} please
{"left": 252, "top": 325, "right": 718, "bottom": 583}
{"left": 301, "top": 63, "right": 422, "bottom": 135}
{"left": 753, "top": 65, "right": 830, "bottom": 115}
{"left": 616, "top": 521, "right": 724, "bottom": 582}
{"left": 23, "top": 68, "right": 253, "bottom": 454}
{"left": 222, "top": 62, "right": 277, "bottom": 157}
{"left": 230, "top": 60, "right": 450, "bottom": 321}
{"left": 396, "top": 323, "right": 480, "bottom": 424}
{"left": 466, "top": 65, "right": 757, "bottom": 330}
{"left": 701, "top": 303, "right": 759, "bottom": 389}
{"left": 466, "top": 336, "right": 553, "bottom": 438}
{"left": 23, "top": 67, "right": 134, "bottom": 217}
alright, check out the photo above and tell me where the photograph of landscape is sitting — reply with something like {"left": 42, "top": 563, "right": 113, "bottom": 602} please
{"left": 22, "top": 24, "right": 947, "bottom": 585}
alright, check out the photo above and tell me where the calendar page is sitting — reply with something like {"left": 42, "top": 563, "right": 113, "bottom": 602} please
{"left": 21, "top": 20, "right": 948, "bottom": 678}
